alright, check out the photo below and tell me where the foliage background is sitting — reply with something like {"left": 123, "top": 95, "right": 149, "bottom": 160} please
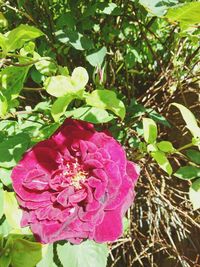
{"left": 0, "top": 0, "right": 200, "bottom": 266}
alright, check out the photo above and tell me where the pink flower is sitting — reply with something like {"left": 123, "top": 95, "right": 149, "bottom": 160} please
{"left": 11, "top": 119, "right": 139, "bottom": 244}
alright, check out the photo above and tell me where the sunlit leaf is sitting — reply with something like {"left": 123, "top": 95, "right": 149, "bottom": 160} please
{"left": 3, "top": 191, "right": 22, "bottom": 229}
{"left": 51, "top": 95, "right": 74, "bottom": 121}
{"left": 35, "top": 58, "right": 57, "bottom": 76}
{"left": 166, "top": 2, "right": 200, "bottom": 30}
{"left": 57, "top": 240, "right": 109, "bottom": 267}
{"left": 65, "top": 106, "right": 114, "bottom": 124}
{"left": 4, "top": 24, "right": 43, "bottom": 53}
{"left": 151, "top": 151, "right": 173, "bottom": 175}
{"left": 86, "top": 47, "right": 107, "bottom": 67}
{"left": 86, "top": 89, "right": 125, "bottom": 120}
{"left": 143, "top": 118, "right": 157, "bottom": 144}
{"left": 0, "top": 168, "right": 12, "bottom": 186}
{"left": 71, "top": 67, "right": 89, "bottom": 91}
{"left": 0, "top": 12, "right": 8, "bottom": 28}
{"left": 0, "top": 184, "right": 3, "bottom": 219}
{"left": 157, "top": 141, "right": 175, "bottom": 153}
{"left": 44, "top": 75, "right": 73, "bottom": 97}
{"left": 171, "top": 103, "right": 200, "bottom": 139}
{"left": 139, "top": 0, "right": 178, "bottom": 16}
{"left": 189, "top": 178, "right": 200, "bottom": 210}
{"left": 37, "top": 245, "right": 56, "bottom": 267}
{"left": 0, "top": 91, "right": 8, "bottom": 118}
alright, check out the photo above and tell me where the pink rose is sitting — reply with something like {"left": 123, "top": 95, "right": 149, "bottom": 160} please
{"left": 11, "top": 119, "right": 139, "bottom": 244}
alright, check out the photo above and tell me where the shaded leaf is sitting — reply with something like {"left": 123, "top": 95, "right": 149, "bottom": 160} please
{"left": 0, "top": 66, "right": 29, "bottom": 100}
{"left": 186, "top": 149, "right": 200, "bottom": 165}
{"left": 0, "top": 133, "right": 30, "bottom": 168}
{"left": 55, "top": 30, "right": 93, "bottom": 50}
{"left": 174, "top": 166, "right": 200, "bottom": 180}
{"left": 11, "top": 238, "right": 42, "bottom": 267}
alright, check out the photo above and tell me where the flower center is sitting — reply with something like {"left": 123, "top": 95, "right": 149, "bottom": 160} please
{"left": 71, "top": 170, "right": 87, "bottom": 189}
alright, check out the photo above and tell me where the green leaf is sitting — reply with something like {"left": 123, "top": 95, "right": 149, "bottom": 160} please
{"left": 143, "top": 118, "right": 157, "bottom": 144}
{"left": 97, "top": 3, "right": 118, "bottom": 15}
{"left": 123, "top": 217, "right": 130, "bottom": 234}
{"left": 4, "top": 24, "right": 43, "bottom": 53}
{"left": 0, "top": 66, "right": 29, "bottom": 100}
{"left": 0, "top": 168, "right": 12, "bottom": 186}
{"left": 0, "top": 33, "right": 8, "bottom": 53}
{"left": 39, "top": 123, "right": 60, "bottom": 139}
{"left": 51, "top": 95, "right": 74, "bottom": 121}
{"left": 86, "top": 89, "right": 125, "bottom": 120}
{"left": 71, "top": 67, "right": 89, "bottom": 91}
{"left": 0, "top": 91, "right": 8, "bottom": 117}
{"left": 174, "top": 166, "right": 200, "bottom": 180}
{"left": 0, "top": 184, "right": 3, "bottom": 219}
{"left": 166, "top": 2, "right": 200, "bottom": 31}
{"left": 186, "top": 149, "right": 200, "bottom": 165}
{"left": 157, "top": 141, "right": 175, "bottom": 153}
{"left": 189, "top": 178, "right": 200, "bottom": 210}
{"left": 57, "top": 240, "right": 109, "bottom": 267}
{"left": 139, "top": 0, "right": 178, "bottom": 17}
{"left": 0, "top": 133, "right": 30, "bottom": 168}
{"left": 44, "top": 75, "right": 73, "bottom": 97}
{"left": 171, "top": 103, "right": 200, "bottom": 139}
{"left": 86, "top": 47, "right": 107, "bottom": 67}
{"left": 147, "top": 143, "right": 158, "bottom": 153}
{"left": 65, "top": 107, "right": 114, "bottom": 124}
{"left": 0, "top": 236, "right": 13, "bottom": 267}
{"left": 151, "top": 151, "right": 173, "bottom": 175}
{"left": 3, "top": 191, "right": 22, "bottom": 229}
{"left": 0, "top": 217, "right": 12, "bottom": 236}
{"left": 37, "top": 245, "right": 56, "bottom": 267}
{"left": 11, "top": 238, "right": 42, "bottom": 267}
{"left": 35, "top": 58, "right": 57, "bottom": 76}
{"left": 147, "top": 109, "right": 171, "bottom": 127}
{"left": 0, "top": 12, "right": 8, "bottom": 28}
{"left": 55, "top": 30, "right": 93, "bottom": 50}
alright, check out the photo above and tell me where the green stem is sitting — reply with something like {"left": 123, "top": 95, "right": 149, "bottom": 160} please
{"left": 177, "top": 142, "right": 193, "bottom": 152}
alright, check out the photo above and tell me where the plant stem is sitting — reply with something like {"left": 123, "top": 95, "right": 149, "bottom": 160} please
{"left": 177, "top": 142, "right": 193, "bottom": 152}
